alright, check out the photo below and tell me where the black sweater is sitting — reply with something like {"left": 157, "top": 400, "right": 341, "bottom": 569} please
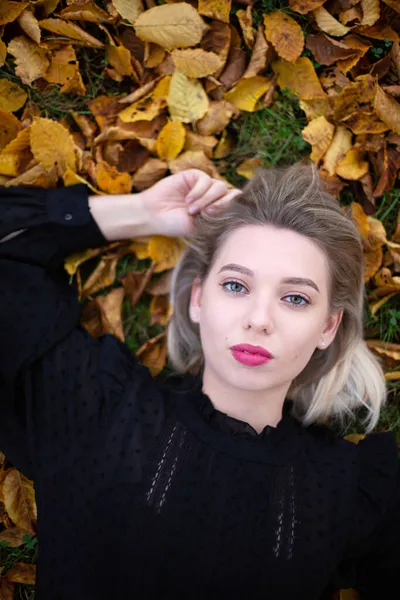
{"left": 0, "top": 184, "right": 399, "bottom": 600}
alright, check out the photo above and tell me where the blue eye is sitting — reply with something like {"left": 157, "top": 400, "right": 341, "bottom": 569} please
{"left": 220, "top": 280, "right": 246, "bottom": 294}
{"left": 284, "top": 294, "right": 310, "bottom": 307}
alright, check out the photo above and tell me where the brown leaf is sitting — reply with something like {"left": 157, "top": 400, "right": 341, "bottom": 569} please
{"left": 131, "top": 157, "right": 168, "bottom": 191}
{"left": 81, "top": 255, "right": 119, "bottom": 298}
{"left": 168, "top": 149, "right": 222, "bottom": 180}
{"left": 195, "top": 100, "right": 239, "bottom": 136}
{"left": 323, "top": 125, "right": 352, "bottom": 176}
{"left": 42, "top": 45, "right": 78, "bottom": 85}
{"left": 200, "top": 20, "right": 231, "bottom": 78}
{"left": 336, "top": 35, "right": 371, "bottom": 73}
{"left": 39, "top": 18, "right": 104, "bottom": 47}
{"left": 236, "top": 157, "right": 263, "bottom": 180}
{"left": 218, "top": 47, "right": 248, "bottom": 91}
{"left": 243, "top": 23, "right": 270, "bottom": 79}
{"left": 313, "top": 6, "right": 351, "bottom": 36}
{"left": 149, "top": 295, "right": 173, "bottom": 326}
{"left": 382, "top": 0, "right": 400, "bottom": 12}
{"left": 374, "top": 84, "right": 400, "bottom": 134}
{"left": 97, "top": 287, "right": 126, "bottom": 342}
{"left": 236, "top": 6, "right": 255, "bottom": 49}
{"left": 171, "top": 48, "right": 223, "bottom": 78}
{"left": 5, "top": 563, "right": 35, "bottom": 585}
{"left": 373, "top": 145, "right": 400, "bottom": 197}
{"left": 120, "top": 265, "right": 154, "bottom": 308}
{"left": 183, "top": 129, "right": 218, "bottom": 158}
{"left": 0, "top": 577, "right": 14, "bottom": 600}
{"left": 0, "top": 111, "right": 22, "bottom": 151}
{"left": 7, "top": 36, "right": 50, "bottom": 85}
{"left": 112, "top": 0, "right": 144, "bottom": 23}
{"left": 18, "top": 8, "right": 41, "bottom": 44}
{"left": 59, "top": 0, "right": 113, "bottom": 23}
{"left": 0, "top": 1, "right": 28, "bottom": 25}
{"left": 355, "top": 22, "right": 399, "bottom": 42}
{"left": 136, "top": 331, "right": 168, "bottom": 376}
{"left": 96, "top": 161, "right": 132, "bottom": 194}
{"left": 306, "top": 33, "right": 362, "bottom": 66}
{"left": 0, "top": 527, "right": 30, "bottom": 549}
{"left": 366, "top": 340, "right": 400, "bottom": 361}
{"left": 146, "top": 270, "right": 173, "bottom": 295}
{"left": 263, "top": 10, "right": 304, "bottom": 62}
{"left": 3, "top": 469, "right": 36, "bottom": 536}
{"left": 360, "top": 0, "right": 380, "bottom": 27}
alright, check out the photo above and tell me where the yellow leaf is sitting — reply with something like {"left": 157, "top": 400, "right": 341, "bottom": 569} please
{"left": 224, "top": 76, "right": 273, "bottom": 112}
{"left": 149, "top": 235, "right": 187, "bottom": 273}
{"left": 38, "top": 18, "right": 104, "bottom": 47}
{"left": 168, "top": 149, "right": 222, "bottom": 180}
{"left": 64, "top": 247, "right": 106, "bottom": 276}
{"left": 111, "top": 0, "right": 144, "bottom": 23}
{"left": 82, "top": 255, "right": 119, "bottom": 297}
{"left": 198, "top": 0, "right": 232, "bottom": 24}
{"left": 196, "top": 100, "right": 239, "bottom": 136}
{"left": 184, "top": 130, "right": 218, "bottom": 158}
{"left": 360, "top": 0, "right": 380, "bottom": 26}
{"left": 168, "top": 70, "right": 209, "bottom": 123}
{"left": 0, "top": 110, "right": 21, "bottom": 150}
{"left": 118, "top": 95, "right": 167, "bottom": 123}
{"left": 30, "top": 117, "right": 76, "bottom": 174}
{"left": 0, "top": 79, "right": 27, "bottom": 112}
{"left": 59, "top": 0, "right": 113, "bottom": 23}
{"left": 97, "top": 287, "right": 126, "bottom": 342}
{"left": 96, "top": 161, "right": 132, "bottom": 194}
{"left": 42, "top": 45, "right": 78, "bottom": 85}
{"left": 351, "top": 202, "right": 370, "bottom": 239}
{"left": 263, "top": 10, "right": 304, "bottom": 62}
{"left": 134, "top": 3, "right": 208, "bottom": 50}
{"left": 322, "top": 125, "right": 352, "bottom": 176}
{"left": 156, "top": 119, "right": 186, "bottom": 160}
{"left": 385, "top": 371, "right": 400, "bottom": 381}
{"left": 272, "top": 57, "right": 326, "bottom": 100}
{"left": 369, "top": 292, "right": 397, "bottom": 316}
{"left": 366, "top": 339, "right": 400, "bottom": 361}
{"left": 106, "top": 45, "right": 134, "bottom": 77}
{"left": 374, "top": 85, "right": 400, "bottom": 134}
{"left": 0, "top": 1, "right": 28, "bottom": 25}
{"left": 313, "top": 6, "right": 351, "bottom": 36}
{"left": 7, "top": 35, "right": 49, "bottom": 85}
{"left": 343, "top": 434, "right": 366, "bottom": 444}
{"left": 301, "top": 116, "right": 335, "bottom": 163}
{"left": 236, "top": 157, "right": 262, "bottom": 179}
{"left": 149, "top": 295, "right": 173, "bottom": 326}
{"left": 236, "top": 7, "right": 256, "bottom": 49}
{"left": 3, "top": 469, "right": 36, "bottom": 536}
{"left": 171, "top": 49, "right": 223, "bottom": 78}
{"left": 0, "top": 39, "right": 6, "bottom": 67}
{"left": 336, "top": 149, "right": 369, "bottom": 180}
{"left": 364, "top": 246, "right": 383, "bottom": 282}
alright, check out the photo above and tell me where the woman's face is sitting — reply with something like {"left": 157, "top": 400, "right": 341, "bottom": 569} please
{"left": 189, "top": 224, "right": 343, "bottom": 396}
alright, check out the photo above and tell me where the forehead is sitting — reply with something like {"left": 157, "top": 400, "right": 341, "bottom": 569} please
{"left": 213, "top": 224, "right": 330, "bottom": 285}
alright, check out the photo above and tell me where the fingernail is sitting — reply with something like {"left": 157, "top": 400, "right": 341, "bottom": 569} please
{"left": 185, "top": 195, "right": 195, "bottom": 204}
{"left": 188, "top": 204, "right": 198, "bottom": 214}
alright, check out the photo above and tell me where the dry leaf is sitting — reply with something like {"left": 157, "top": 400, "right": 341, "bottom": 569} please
{"left": 198, "top": 0, "right": 232, "bottom": 24}
{"left": 60, "top": 0, "right": 114, "bottom": 23}
{"left": 156, "top": 119, "right": 186, "bottom": 160}
{"left": 272, "top": 57, "right": 326, "bottom": 100}
{"left": 224, "top": 76, "right": 273, "bottom": 112}
{"left": 374, "top": 85, "right": 400, "bottom": 134}
{"left": 366, "top": 340, "right": 400, "bottom": 361}
{"left": 7, "top": 36, "right": 50, "bottom": 85}
{"left": 149, "top": 295, "right": 173, "bottom": 326}
{"left": 243, "top": 23, "right": 270, "bottom": 79}
{"left": 302, "top": 116, "right": 335, "bottom": 163}
{"left": 323, "top": 125, "right": 353, "bottom": 176}
{"left": 81, "top": 255, "right": 119, "bottom": 297}
{"left": 183, "top": 130, "right": 218, "bottom": 158}
{"left": 195, "top": 100, "right": 239, "bottom": 135}
{"left": 3, "top": 469, "right": 36, "bottom": 536}
{"left": 236, "top": 157, "right": 262, "bottom": 179}
{"left": 136, "top": 331, "right": 167, "bottom": 375}
{"left": 97, "top": 287, "right": 126, "bottom": 341}
{"left": 336, "top": 148, "right": 369, "bottom": 180}
{"left": 18, "top": 9, "right": 41, "bottom": 44}
{"left": 106, "top": 45, "right": 134, "bottom": 77}
{"left": 289, "top": 0, "right": 325, "bottom": 13}
{"left": 171, "top": 49, "right": 223, "bottom": 78}
{"left": 306, "top": 33, "right": 362, "bottom": 66}
{"left": 236, "top": 7, "right": 255, "bottom": 49}
{"left": 96, "top": 161, "right": 132, "bottom": 194}
{"left": 132, "top": 158, "right": 168, "bottom": 191}
{"left": 168, "top": 149, "right": 222, "bottom": 179}
{"left": 0, "top": 1, "right": 28, "bottom": 25}
{"left": 5, "top": 563, "right": 36, "bottom": 585}
{"left": 0, "top": 527, "right": 30, "bottom": 548}
{"left": 42, "top": 45, "right": 78, "bottom": 85}
{"left": 134, "top": 3, "right": 208, "bottom": 49}
{"left": 263, "top": 10, "right": 304, "bottom": 62}
{"left": 111, "top": 0, "right": 144, "bottom": 23}
{"left": 120, "top": 265, "right": 154, "bottom": 308}
{"left": 30, "top": 118, "right": 76, "bottom": 174}
{"left": 0, "top": 80, "right": 27, "bottom": 113}
{"left": 313, "top": 7, "right": 351, "bottom": 36}
{"left": 168, "top": 70, "right": 209, "bottom": 123}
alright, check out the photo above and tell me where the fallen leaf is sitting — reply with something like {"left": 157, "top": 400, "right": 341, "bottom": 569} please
{"left": 2, "top": 469, "right": 36, "bottom": 536}
{"left": 167, "top": 149, "right": 222, "bottom": 180}
{"left": 0, "top": 1, "right": 28, "bottom": 25}
{"left": 272, "top": 57, "right": 326, "bottom": 100}
{"left": 374, "top": 85, "right": 400, "bottom": 134}
{"left": 198, "top": 0, "right": 232, "bottom": 24}
{"left": 4, "top": 563, "right": 35, "bottom": 585}
{"left": 263, "top": 10, "right": 304, "bottom": 62}
{"left": 18, "top": 8, "right": 41, "bottom": 44}
{"left": 60, "top": 0, "right": 114, "bottom": 23}
{"left": 42, "top": 45, "right": 78, "bottom": 85}
{"left": 224, "top": 76, "right": 273, "bottom": 112}
{"left": 30, "top": 117, "right": 76, "bottom": 174}
{"left": 323, "top": 125, "right": 353, "bottom": 175}
{"left": 146, "top": 270, "right": 173, "bottom": 295}
{"left": 195, "top": 100, "right": 239, "bottom": 135}
{"left": 302, "top": 116, "right": 335, "bottom": 163}
{"left": 236, "top": 157, "right": 263, "bottom": 179}
{"left": 373, "top": 145, "right": 400, "bottom": 197}
{"left": 313, "top": 6, "right": 351, "bottom": 36}
{"left": 289, "top": 0, "right": 325, "bottom": 14}
{"left": 132, "top": 157, "right": 168, "bottom": 191}
{"left": 360, "top": 0, "right": 380, "bottom": 26}
{"left": 156, "top": 119, "right": 186, "bottom": 160}
{"left": 0, "top": 527, "right": 30, "bottom": 548}
{"left": 236, "top": 6, "right": 255, "bottom": 49}
{"left": 39, "top": 18, "right": 104, "bottom": 46}
{"left": 243, "top": 23, "right": 270, "bottom": 79}
{"left": 96, "top": 160, "right": 132, "bottom": 194}
{"left": 136, "top": 331, "right": 168, "bottom": 375}
{"left": 106, "top": 45, "right": 134, "bottom": 77}
{"left": 366, "top": 340, "right": 400, "bottom": 361}
{"left": 134, "top": 3, "right": 208, "bottom": 49}
{"left": 7, "top": 36, "right": 50, "bottom": 85}
{"left": 168, "top": 70, "right": 209, "bottom": 123}
{"left": 306, "top": 33, "right": 362, "bottom": 66}
{"left": 171, "top": 48, "right": 223, "bottom": 78}
{"left": 184, "top": 129, "right": 218, "bottom": 158}
{"left": 336, "top": 148, "right": 369, "bottom": 180}
{"left": 120, "top": 265, "right": 154, "bottom": 308}
{"left": 149, "top": 295, "right": 173, "bottom": 326}
{"left": 111, "top": 0, "right": 144, "bottom": 23}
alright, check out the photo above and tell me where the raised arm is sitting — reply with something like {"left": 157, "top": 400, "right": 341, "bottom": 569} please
{"left": 0, "top": 172, "right": 239, "bottom": 479}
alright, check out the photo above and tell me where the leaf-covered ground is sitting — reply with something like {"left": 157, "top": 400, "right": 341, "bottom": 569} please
{"left": 0, "top": 0, "right": 400, "bottom": 597}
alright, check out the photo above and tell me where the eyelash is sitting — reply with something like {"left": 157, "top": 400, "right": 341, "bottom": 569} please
{"left": 219, "top": 280, "right": 311, "bottom": 307}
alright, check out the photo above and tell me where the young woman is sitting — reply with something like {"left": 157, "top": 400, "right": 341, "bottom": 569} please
{"left": 0, "top": 163, "right": 398, "bottom": 600}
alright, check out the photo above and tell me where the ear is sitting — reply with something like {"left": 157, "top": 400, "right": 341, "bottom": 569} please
{"left": 319, "top": 310, "right": 343, "bottom": 349}
{"left": 189, "top": 276, "right": 203, "bottom": 324}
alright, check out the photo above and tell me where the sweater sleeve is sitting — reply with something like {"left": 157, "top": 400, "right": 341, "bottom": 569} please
{"left": 345, "top": 432, "right": 400, "bottom": 598}
{"left": 0, "top": 184, "right": 140, "bottom": 479}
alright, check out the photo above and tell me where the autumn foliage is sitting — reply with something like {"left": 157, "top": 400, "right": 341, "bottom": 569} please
{"left": 0, "top": 0, "right": 400, "bottom": 595}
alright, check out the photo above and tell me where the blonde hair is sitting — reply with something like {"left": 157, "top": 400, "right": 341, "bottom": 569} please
{"left": 167, "top": 162, "right": 387, "bottom": 434}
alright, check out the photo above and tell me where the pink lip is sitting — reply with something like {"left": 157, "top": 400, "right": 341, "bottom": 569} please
{"left": 231, "top": 344, "right": 273, "bottom": 367}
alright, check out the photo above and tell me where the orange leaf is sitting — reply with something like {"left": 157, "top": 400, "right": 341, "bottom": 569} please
{"left": 272, "top": 57, "right": 326, "bottom": 100}
{"left": 198, "top": 0, "right": 232, "bottom": 24}
{"left": 0, "top": 1, "right": 28, "bottom": 25}
{"left": 5, "top": 563, "right": 36, "bottom": 585}
{"left": 96, "top": 161, "right": 132, "bottom": 194}
{"left": 263, "top": 10, "right": 304, "bottom": 62}
{"left": 289, "top": 0, "right": 325, "bottom": 14}
{"left": 136, "top": 331, "right": 168, "bottom": 376}
{"left": 3, "top": 469, "right": 36, "bottom": 536}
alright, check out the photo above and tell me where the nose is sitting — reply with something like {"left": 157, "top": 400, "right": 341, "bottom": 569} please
{"left": 243, "top": 296, "right": 274, "bottom": 333}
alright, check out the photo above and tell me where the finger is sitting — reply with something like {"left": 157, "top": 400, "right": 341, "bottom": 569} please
{"left": 187, "top": 180, "right": 229, "bottom": 214}
{"left": 203, "top": 189, "right": 242, "bottom": 213}
{"left": 184, "top": 173, "right": 213, "bottom": 204}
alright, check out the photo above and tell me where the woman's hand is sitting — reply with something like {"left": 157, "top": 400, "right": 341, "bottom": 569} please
{"left": 140, "top": 169, "right": 242, "bottom": 238}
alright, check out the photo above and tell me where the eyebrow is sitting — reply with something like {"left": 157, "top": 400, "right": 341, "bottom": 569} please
{"left": 217, "top": 263, "right": 320, "bottom": 293}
